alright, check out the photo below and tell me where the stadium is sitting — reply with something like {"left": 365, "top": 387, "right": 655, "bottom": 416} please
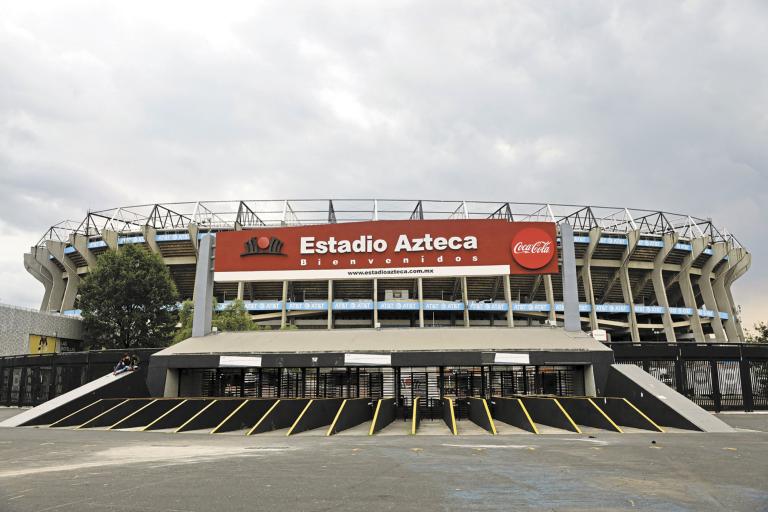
{"left": 26, "top": 199, "right": 751, "bottom": 343}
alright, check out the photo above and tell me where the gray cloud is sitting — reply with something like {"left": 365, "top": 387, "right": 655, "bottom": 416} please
{"left": 0, "top": 1, "right": 766, "bottom": 327}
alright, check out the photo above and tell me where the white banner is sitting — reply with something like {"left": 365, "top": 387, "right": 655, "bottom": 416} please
{"left": 219, "top": 356, "right": 262, "bottom": 367}
{"left": 214, "top": 264, "right": 510, "bottom": 282}
{"left": 494, "top": 352, "right": 530, "bottom": 365}
{"left": 344, "top": 353, "right": 392, "bottom": 366}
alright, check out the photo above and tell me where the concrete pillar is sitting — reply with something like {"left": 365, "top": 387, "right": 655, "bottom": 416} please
{"left": 677, "top": 237, "right": 708, "bottom": 341}
{"left": 652, "top": 233, "right": 678, "bottom": 342}
{"left": 544, "top": 275, "right": 556, "bottom": 324}
{"left": 327, "top": 279, "right": 333, "bottom": 330}
{"left": 24, "top": 252, "right": 53, "bottom": 312}
{"left": 102, "top": 229, "right": 119, "bottom": 251}
{"left": 461, "top": 277, "right": 470, "bottom": 327}
{"left": 237, "top": 281, "right": 245, "bottom": 300}
{"left": 47, "top": 240, "right": 81, "bottom": 312}
{"left": 619, "top": 266, "right": 640, "bottom": 341}
{"left": 724, "top": 249, "right": 750, "bottom": 341}
{"left": 32, "top": 246, "right": 65, "bottom": 312}
{"left": 373, "top": 278, "right": 379, "bottom": 327}
{"left": 698, "top": 242, "right": 728, "bottom": 341}
{"left": 281, "top": 281, "right": 288, "bottom": 329}
{"left": 192, "top": 235, "right": 215, "bottom": 337}
{"left": 581, "top": 228, "right": 601, "bottom": 331}
{"left": 70, "top": 233, "right": 97, "bottom": 267}
{"left": 560, "top": 224, "right": 581, "bottom": 332}
{"left": 417, "top": 278, "right": 424, "bottom": 328}
{"left": 714, "top": 247, "right": 741, "bottom": 342}
{"left": 141, "top": 225, "right": 161, "bottom": 254}
{"left": 188, "top": 222, "right": 200, "bottom": 257}
{"left": 503, "top": 274, "right": 513, "bottom": 328}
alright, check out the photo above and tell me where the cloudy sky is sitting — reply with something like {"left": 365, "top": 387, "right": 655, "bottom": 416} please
{"left": 1, "top": 1, "right": 766, "bottom": 330}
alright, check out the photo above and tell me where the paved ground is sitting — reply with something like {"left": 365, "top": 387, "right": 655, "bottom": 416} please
{"left": 0, "top": 408, "right": 766, "bottom": 512}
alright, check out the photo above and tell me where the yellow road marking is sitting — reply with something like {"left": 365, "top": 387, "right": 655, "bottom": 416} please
{"left": 246, "top": 400, "right": 280, "bottom": 436}
{"left": 211, "top": 400, "right": 250, "bottom": 434}
{"left": 48, "top": 399, "right": 102, "bottom": 428}
{"left": 622, "top": 398, "right": 665, "bottom": 433}
{"left": 174, "top": 400, "right": 217, "bottom": 433}
{"left": 327, "top": 400, "right": 348, "bottom": 436}
{"left": 553, "top": 398, "right": 582, "bottom": 434}
{"left": 76, "top": 400, "right": 129, "bottom": 429}
{"left": 109, "top": 399, "right": 157, "bottom": 430}
{"left": 287, "top": 400, "right": 314, "bottom": 436}
{"left": 142, "top": 400, "right": 187, "bottom": 431}
{"left": 369, "top": 399, "right": 383, "bottom": 436}
{"left": 587, "top": 398, "right": 623, "bottom": 433}
{"left": 517, "top": 399, "right": 539, "bottom": 434}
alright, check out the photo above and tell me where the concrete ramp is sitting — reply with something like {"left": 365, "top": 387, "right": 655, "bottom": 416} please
{"left": 0, "top": 370, "right": 149, "bottom": 427}
{"left": 605, "top": 364, "right": 734, "bottom": 433}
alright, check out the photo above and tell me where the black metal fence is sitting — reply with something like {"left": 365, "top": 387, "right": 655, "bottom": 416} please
{"left": 608, "top": 343, "right": 768, "bottom": 412}
{"left": 0, "top": 349, "right": 160, "bottom": 407}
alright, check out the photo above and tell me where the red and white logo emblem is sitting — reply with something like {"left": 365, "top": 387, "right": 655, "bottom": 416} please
{"left": 511, "top": 227, "right": 555, "bottom": 269}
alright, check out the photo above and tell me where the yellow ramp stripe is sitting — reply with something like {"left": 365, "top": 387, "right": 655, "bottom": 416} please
{"left": 553, "top": 398, "right": 582, "bottom": 434}
{"left": 76, "top": 400, "right": 129, "bottom": 429}
{"left": 287, "top": 400, "right": 314, "bottom": 436}
{"left": 109, "top": 399, "right": 157, "bottom": 430}
{"left": 326, "top": 400, "right": 348, "bottom": 436}
{"left": 49, "top": 399, "right": 102, "bottom": 428}
{"left": 517, "top": 399, "right": 539, "bottom": 434}
{"left": 142, "top": 400, "right": 187, "bottom": 431}
{"left": 211, "top": 400, "right": 250, "bottom": 434}
{"left": 587, "top": 398, "right": 623, "bottom": 433}
{"left": 246, "top": 400, "right": 280, "bottom": 436}
{"left": 369, "top": 399, "right": 383, "bottom": 436}
{"left": 623, "top": 398, "right": 665, "bottom": 433}
{"left": 447, "top": 398, "right": 458, "bottom": 435}
{"left": 411, "top": 397, "right": 419, "bottom": 435}
{"left": 174, "top": 400, "right": 217, "bottom": 433}
{"left": 481, "top": 398, "right": 497, "bottom": 435}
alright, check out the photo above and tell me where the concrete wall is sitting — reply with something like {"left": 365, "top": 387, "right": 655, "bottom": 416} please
{"left": 0, "top": 303, "right": 83, "bottom": 356}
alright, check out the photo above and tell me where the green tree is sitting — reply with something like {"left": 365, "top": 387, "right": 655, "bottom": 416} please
{"left": 173, "top": 300, "right": 195, "bottom": 343}
{"left": 173, "top": 299, "right": 265, "bottom": 342}
{"left": 746, "top": 322, "right": 768, "bottom": 344}
{"left": 78, "top": 244, "right": 179, "bottom": 349}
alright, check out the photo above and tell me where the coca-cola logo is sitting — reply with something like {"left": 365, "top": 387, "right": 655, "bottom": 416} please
{"left": 511, "top": 227, "right": 555, "bottom": 269}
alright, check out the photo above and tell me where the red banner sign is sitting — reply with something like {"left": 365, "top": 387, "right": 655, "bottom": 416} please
{"left": 214, "top": 220, "right": 557, "bottom": 281}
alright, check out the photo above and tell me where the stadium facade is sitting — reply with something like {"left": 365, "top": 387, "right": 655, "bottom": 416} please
{"left": 25, "top": 200, "right": 750, "bottom": 343}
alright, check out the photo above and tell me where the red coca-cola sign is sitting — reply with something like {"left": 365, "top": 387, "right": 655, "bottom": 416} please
{"left": 510, "top": 227, "right": 555, "bottom": 269}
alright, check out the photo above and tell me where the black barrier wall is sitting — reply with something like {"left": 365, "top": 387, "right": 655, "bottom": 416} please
{"left": 593, "top": 397, "right": 663, "bottom": 432}
{"left": 249, "top": 399, "right": 311, "bottom": 435}
{"left": 79, "top": 399, "right": 152, "bottom": 429}
{"left": 49, "top": 399, "right": 125, "bottom": 428}
{"left": 143, "top": 399, "right": 209, "bottom": 431}
{"left": 327, "top": 399, "right": 373, "bottom": 435}
{"left": 442, "top": 398, "right": 457, "bottom": 435}
{"left": 557, "top": 397, "right": 621, "bottom": 432}
{"left": 288, "top": 399, "right": 345, "bottom": 435}
{"left": 370, "top": 398, "right": 396, "bottom": 435}
{"left": 519, "top": 397, "right": 580, "bottom": 433}
{"left": 213, "top": 399, "right": 278, "bottom": 433}
{"left": 111, "top": 399, "right": 182, "bottom": 429}
{"left": 466, "top": 398, "right": 496, "bottom": 434}
{"left": 176, "top": 399, "right": 247, "bottom": 433}
{"left": 489, "top": 397, "right": 537, "bottom": 433}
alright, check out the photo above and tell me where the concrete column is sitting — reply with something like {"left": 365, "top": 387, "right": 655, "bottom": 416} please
{"left": 327, "top": 279, "right": 333, "bottom": 330}
{"left": 417, "top": 278, "right": 424, "bottom": 328}
{"left": 652, "top": 233, "right": 678, "bottom": 342}
{"left": 280, "top": 280, "right": 288, "bottom": 329}
{"left": 188, "top": 222, "right": 200, "bottom": 257}
{"left": 192, "top": 235, "right": 215, "bottom": 337}
{"left": 678, "top": 237, "right": 708, "bottom": 341}
{"left": 461, "top": 277, "right": 470, "bottom": 327}
{"left": 47, "top": 240, "right": 81, "bottom": 311}
{"left": 102, "top": 229, "right": 119, "bottom": 251}
{"left": 503, "top": 274, "right": 513, "bottom": 328}
{"left": 714, "top": 247, "right": 741, "bottom": 342}
{"left": 24, "top": 252, "right": 53, "bottom": 311}
{"left": 70, "top": 233, "right": 97, "bottom": 267}
{"left": 698, "top": 242, "right": 728, "bottom": 341}
{"left": 373, "top": 278, "right": 379, "bottom": 327}
{"left": 237, "top": 281, "right": 245, "bottom": 300}
{"left": 544, "top": 275, "right": 556, "bottom": 324}
{"left": 560, "top": 224, "right": 581, "bottom": 332}
{"left": 581, "top": 228, "right": 601, "bottom": 331}
{"left": 724, "top": 249, "right": 750, "bottom": 341}
{"left": 619, "top": 266, "right": 640, "bottom": 341}
{"left": 33, "top": 246, "right": 65, "bottom": 312}
{"left": 141, "top": 225, "right": 161, "bottom": 254}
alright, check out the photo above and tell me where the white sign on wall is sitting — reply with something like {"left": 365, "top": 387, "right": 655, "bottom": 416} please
{"left": 219, "top": 356, "right": 263, "bottom": 367}
{"left": 494, "top": 353, "right": 530, "bottom": 364}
